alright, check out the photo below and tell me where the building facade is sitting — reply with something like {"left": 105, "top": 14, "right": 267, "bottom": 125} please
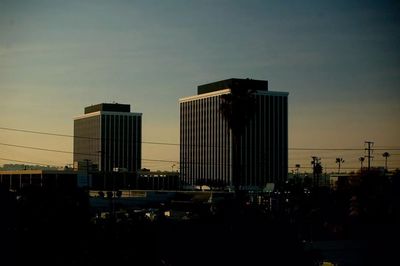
{"left": 179, "top": 79, "right": 288, "bottom": 189}
{"left": 0, "top": 170, "right": 78, "bottom": 190}
{"left": 74, "top": 103, "right": 142, "bottom": 172}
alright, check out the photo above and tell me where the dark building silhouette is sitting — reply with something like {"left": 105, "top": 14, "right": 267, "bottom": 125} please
{"left": 179, "top": 78, "right": 288, "bottom": 189}
{"left": 0, "top": 169, "right": 181, "bottom": 191}
{"left": 0, "top": 170, "right": 77, "bottom": 190}
{"left": 74, "top": 103, "right": 142, "bottom": 172}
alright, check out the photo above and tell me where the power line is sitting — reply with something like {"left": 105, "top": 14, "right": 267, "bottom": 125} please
{"left": 1, "top": 155, "right": 398, "bottom": 172}
{"left": 1, "top": 127, "right": 400, "bottom": 170}
{"left": 2, "top": 126, "right": 400, "bottom": 151}
{"left": 1, "top": 141, "right": 400, "bottom": 169}
{"left": 5, "top": 141, "right": 397, "bottom": 164}
{"left": 0, "top": 126, "right": 73, "bottom": 138}
{"left": 0, "top": 157, "right": 63, "bottom": 167}
{"left": 288, "top": 166, "right": 366, "bottom": 170}
{"left": 0, "top": 142, "right": 87, "bottom": 155}
{"left": 0, "top": 126, "right": 177, "bottom": 146}
{"left": 142, "top": 158, "right": 178, "bottom": 163}
{"left": 290, "top": 148, "right": 362, "bottom": 151}
{"left": 288, "top": 158, "right": 400, "bottom": 163}
{"left": 2, "top": 138, "right": 400, "bottom": 163}
{"left": 0, "top": 142, "right": 178, "bottom": 164}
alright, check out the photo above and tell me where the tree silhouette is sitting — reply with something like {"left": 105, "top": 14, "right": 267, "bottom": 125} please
{"left": 358, "top": 157, "right": 365, "bottom": 171}
{"left": 335, "top": 157, "right": 344, "bottom": 174}
{"left": 295, "top": 164, "right": 301, "bottom": 183}
{"left": 382, "top": 152, "right": 390, "bottom": 172}
{"left": 311, "top": 157, "right": 322, "bottom": 187}
{"left": 219, "top": 81, "right": 256, "bottom": 191}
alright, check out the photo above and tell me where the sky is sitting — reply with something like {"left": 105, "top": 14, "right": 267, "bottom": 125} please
{"left": 0, "top": 0, "right": 399, "bottom": 172}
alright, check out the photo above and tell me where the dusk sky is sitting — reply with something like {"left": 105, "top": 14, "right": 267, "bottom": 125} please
{"left": 1, "top": 0, "right": 399, "bottom": 171}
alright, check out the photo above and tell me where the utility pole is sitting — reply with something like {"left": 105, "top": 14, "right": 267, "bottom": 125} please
{"left": 364, "top": 141, "right": 374, "bottom": 171}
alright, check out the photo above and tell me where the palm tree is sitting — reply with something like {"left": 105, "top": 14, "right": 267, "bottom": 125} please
{"left": 295, "top": 164, "right": 301, "bottom": 183}
{"left": 359, "top": 157, "right": 365, "bottom": 171}
{"left": 382, "top": 152, "right": 390, "bottom": 172}
{"left": 219, "top": 82, "right": 256, "bottom": 191}
{"left": 335, "top": 157, "right": 344, "bottom": 174}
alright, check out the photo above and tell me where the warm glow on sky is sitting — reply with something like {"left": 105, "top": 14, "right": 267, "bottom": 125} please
{"left": 0, "top": 0, "right": 399, "bottom": 171}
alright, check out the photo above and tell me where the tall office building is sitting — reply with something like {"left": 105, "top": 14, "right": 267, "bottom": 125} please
{"left": 73, "top": 103, "right": 142, "bottom": 172}
{"left": 179, "top": 78, "right": 288, "bottom": 189}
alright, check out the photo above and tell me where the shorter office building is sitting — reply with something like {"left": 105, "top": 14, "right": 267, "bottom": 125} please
{"left": 0, "top": 169, "right": 180, "bottom": 191}
{"left": 0, "top": 169, "right": 77, "bottom": 190}
{"left": 74, "top": 103, "right": 142, "bottom": 173}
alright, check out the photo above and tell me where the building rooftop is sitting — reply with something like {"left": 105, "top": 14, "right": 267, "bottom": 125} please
{"left": 0, "top": 169, "right": 76, "bottom": 175}
{"left": 197, "top": 78, "right": 268, "bottom": 95}
{"left": 84, "top": 103, "right": 130, "bottom": 114}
